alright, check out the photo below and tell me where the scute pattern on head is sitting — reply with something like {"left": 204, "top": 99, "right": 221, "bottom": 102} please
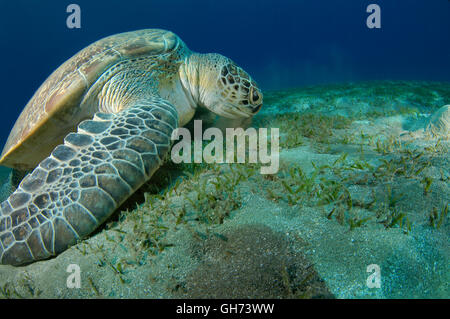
{"left": 218, "top": 63, "right": 261, "bottom": 108}
{"left": 0, "top": 29, "right": 184, "bottom": 170}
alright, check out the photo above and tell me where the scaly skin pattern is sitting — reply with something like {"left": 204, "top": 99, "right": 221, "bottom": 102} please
{"left": 0, "top": 98, "right": 177, "bottom": 265}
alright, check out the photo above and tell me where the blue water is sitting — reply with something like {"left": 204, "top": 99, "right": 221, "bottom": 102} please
{"left": 0, "top": 0, "right": 449, "bottom": 147}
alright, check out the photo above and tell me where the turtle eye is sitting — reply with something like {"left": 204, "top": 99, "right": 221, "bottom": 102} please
{"left": 250, "top": 87, "right": 262, "bottom": 104}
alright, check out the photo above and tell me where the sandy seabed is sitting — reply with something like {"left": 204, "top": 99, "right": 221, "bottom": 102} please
{"left": 0, "top": 80, "right": 448, "bottom": 299}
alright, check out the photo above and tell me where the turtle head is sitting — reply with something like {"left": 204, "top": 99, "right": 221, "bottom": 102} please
{"left": 180, "top": 53, "right": 262, "bottom": 119}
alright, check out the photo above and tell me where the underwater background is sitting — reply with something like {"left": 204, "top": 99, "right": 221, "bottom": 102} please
{"left": 0, "top": 0, "right": 449, "bottom": 299}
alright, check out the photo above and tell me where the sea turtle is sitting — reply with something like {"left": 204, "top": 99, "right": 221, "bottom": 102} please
{"left": 399, "top": 104, "right": 450, "bottom": 141}
{"left": 0, "top": 29, "right": 263, "bottom": 266}
{"left": 426, "top": 105, "right": 450, "bottom": 139}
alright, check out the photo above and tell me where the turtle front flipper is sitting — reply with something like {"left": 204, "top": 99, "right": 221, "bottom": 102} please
{"left": 0, "top": 96, "right": 178, "bottom": 265}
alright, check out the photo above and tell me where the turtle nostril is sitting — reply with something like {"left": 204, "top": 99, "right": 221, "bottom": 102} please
{"left": 252, "top": 104, "right": 262, "bottom": 114}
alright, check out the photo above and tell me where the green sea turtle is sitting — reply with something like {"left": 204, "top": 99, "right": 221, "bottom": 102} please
{"left": 426, "top": 105, "right": 449, "bottom": 139}
{"left": 0, "top": 29, "right": 263, "bottom": 266}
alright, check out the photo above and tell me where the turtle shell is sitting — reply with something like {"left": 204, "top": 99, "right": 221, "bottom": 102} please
{"left": 0, "top": 29, "right": 183, "bottom": 170}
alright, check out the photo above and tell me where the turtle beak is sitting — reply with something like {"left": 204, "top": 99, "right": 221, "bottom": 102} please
{"left": 252, "top": 104, "right": 262, "bottom": 114}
